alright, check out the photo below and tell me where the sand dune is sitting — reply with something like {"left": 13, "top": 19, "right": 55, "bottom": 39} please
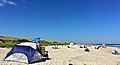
{"left": 0, "top": 45, "right": 120, "bottom": 65}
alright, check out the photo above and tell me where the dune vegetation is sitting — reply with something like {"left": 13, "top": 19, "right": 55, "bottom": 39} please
{"left": 0, "top": 36, "right": 70, "bottom": 48}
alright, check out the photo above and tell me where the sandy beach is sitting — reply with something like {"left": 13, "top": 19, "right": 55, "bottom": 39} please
{"left": 0, "top": 45, "right": 120, "bottom": 65}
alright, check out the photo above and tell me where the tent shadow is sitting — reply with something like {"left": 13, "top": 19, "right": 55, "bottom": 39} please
{"left": 3, "top": 58, "right": 52, "bottom": 64}
{"left": 31, "top": 58, "right": 52, "bottom": 64}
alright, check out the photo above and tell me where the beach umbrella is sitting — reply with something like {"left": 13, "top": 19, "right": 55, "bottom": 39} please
{"left": 32, "top": 37, "right": 40, "bottom": 42}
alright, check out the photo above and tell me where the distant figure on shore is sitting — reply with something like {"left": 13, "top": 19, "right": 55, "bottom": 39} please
{"left": 52, "top": 45, "right": 59, "bottom": 49}
{"left": 67, "top": 46, "right": 70, "bottom": 48}
{"left": 84, "top": 47, "right": 90, "bottom": 52}
{"left": 102, "top": 44, "right": 106, "bottom": 48}
{"left": 80, "top": 45, "right": 86, "bottom": 48}
{"left": 69, "top": 63, "right": 73, "bottom": 65}
{"left": 95, "top": 45, "right": 101, "bottom": 49}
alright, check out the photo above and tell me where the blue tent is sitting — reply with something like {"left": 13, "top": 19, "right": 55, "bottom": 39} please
{"left": 4, "top": 43, "right": 43, "bottom": 64}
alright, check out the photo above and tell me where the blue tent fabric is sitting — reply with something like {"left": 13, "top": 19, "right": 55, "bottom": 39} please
{"left": 4, "top": 45, "right": 36, "bottom": 64}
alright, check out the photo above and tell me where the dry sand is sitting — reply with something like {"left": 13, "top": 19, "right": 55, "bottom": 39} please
{"left": 0, "top": 45, "right": 120, "bottom": 65}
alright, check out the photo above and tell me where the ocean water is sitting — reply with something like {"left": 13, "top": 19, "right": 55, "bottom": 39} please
{"left": 95, "top": 44, "right": 120, "bottom": 48}
{"left": 107, "top": 45, "right": 120, "bottom": 48}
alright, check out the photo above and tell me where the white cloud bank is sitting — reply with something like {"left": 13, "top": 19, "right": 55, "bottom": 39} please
{"left": 0, "top": 0, "right": 17, "bottom": 7}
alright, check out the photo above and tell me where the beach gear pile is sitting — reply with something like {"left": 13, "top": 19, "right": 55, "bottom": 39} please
{"left": 111, "top": 50, "right": 120, "bottom": 55}
{"left": 95, "top": 45, "right": 101, "bottom": 49}
{"left": 80, "top": 45, "right": 86, "bottom": 48}
{"left": 84, "top": 47, "right": 90, "bottom": 52}
{"left": 52, "top": 45, "right": 59, "bottom": 49}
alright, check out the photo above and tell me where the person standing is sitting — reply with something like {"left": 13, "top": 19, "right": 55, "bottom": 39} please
{"left": 32, "top": 37, "right": 41, "bottom": 52}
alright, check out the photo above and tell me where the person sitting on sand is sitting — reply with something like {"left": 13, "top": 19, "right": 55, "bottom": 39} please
{"left": 95, "top": 45, "right": 101, "bottom": 49}
{"left": 35, "top": 41, "right": 41, "bottom": 53}
{"left": 32, "top": 37, "right": 41, "bottom": 50}
{"left": 67, "top": 46, "right": 70, "bottom": 48}
{"left": 80, "top": 45, "right": 86, "bottom": 48}
{"left": 52, "top": 45, "right": 59, "bottom": 49}
{"left": 84, "top": 47, "right": 90, "bottom": 52}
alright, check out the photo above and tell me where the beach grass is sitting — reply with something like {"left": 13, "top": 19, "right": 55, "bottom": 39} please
{"left": 0, "top": 42, "right": 16, "bottom": 48}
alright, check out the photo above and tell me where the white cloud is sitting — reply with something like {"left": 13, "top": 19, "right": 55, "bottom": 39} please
{"left": 2, "top": 0, "right": 7, "bottom": 3}
{"left": 0, "top": 3, "right": 4, "bottom": 6}
{"left": 0, "top": 0, "right": 17, "bottom": 7}
{"left": 8, "top": 1, "right": 17, "bottom": 5}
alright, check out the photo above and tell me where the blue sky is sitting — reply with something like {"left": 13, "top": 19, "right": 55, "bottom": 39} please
{"left": 0, "top": 0, "right": 120, "bottom": 43}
